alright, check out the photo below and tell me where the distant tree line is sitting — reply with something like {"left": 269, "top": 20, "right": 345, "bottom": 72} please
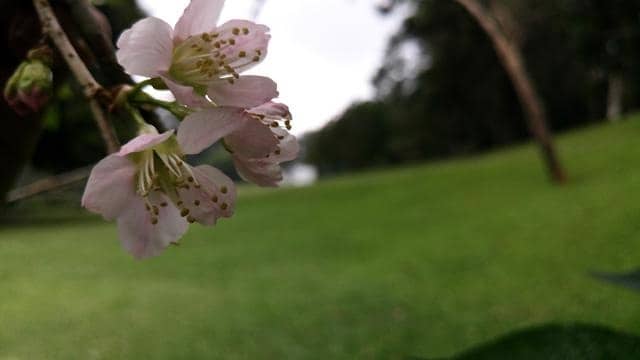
{"left": 306, "top": 0, "right": 640, "bottom": 176}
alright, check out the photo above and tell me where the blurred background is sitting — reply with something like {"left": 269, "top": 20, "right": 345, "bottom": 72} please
{"left": 2, "top": 0, "right": 640, "bottom": 358}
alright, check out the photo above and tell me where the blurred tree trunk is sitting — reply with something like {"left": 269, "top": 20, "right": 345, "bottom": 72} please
{"left": 455, "top": 0, "right": 567, "bottom": 184}
{"left": 606, "top": 73, "right": 623, "bottom": 122}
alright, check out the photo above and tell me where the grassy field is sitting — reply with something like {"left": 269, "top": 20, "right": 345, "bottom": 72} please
{"left": 2, "top": 116, "right": 640, "bottom": 359}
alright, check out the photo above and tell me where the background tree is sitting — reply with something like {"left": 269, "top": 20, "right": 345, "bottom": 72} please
{"left": 307, "top": 0, "right": 640, "bottom": 177}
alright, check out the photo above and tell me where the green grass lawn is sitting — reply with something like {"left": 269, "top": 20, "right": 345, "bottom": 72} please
{"left": 2, "top": 116, "right": 640, "bottom": 359}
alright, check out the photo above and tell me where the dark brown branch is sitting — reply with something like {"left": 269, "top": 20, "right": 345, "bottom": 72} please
{"left": 6, "top": 166, "right": 92, "bottom": 203}
{"left": 454, "top": 0, "right": 567, "bottom": 184}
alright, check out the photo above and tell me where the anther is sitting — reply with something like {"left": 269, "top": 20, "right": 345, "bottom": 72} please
{"left": 187, "top": 216, "right": 196, "bottom": 224}
{"left": 160, "top": 202, "right": 168, "bottom": 207}
{"left": 188, "top": 176, "right": 194, "bottom": 182}
{"left": 220, "top": 186, "right": 228, "bottom": 194}
{"left": 151, "top": 217, "right": 159, "bottom": 225}
{"left": 211, "top": 195, "right": 218, "bottom": 203}
{"left": 221, "top": 202, "right": 228, "bottom": 210}
{"left": 194, "top": 200, "right": 201, "bottom": 206}
{"left": 239, "top": 51, "right": 246, "bottom": 58}
{"left": 242, "top": 27, "right": 249, "bottom": 35}
{"left": 180, "top": 208, "right": 190, "bottom": 217}
{"left": 232, "top": 28, "right": 240, "bottom": 35}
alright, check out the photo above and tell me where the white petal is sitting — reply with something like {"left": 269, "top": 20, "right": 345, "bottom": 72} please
{"left": 233, "top": 156, "right": 282, "bottom": 187}
{"left": 161, "top": 75, "right": 213, "bottom": 108}
{"left": 211, "top": 20, "right": 271, "bottom": 73}
{"left": 117, "top": 192, "right": 188, "bottom": 259}
{"left": 224, "top": 118, "right": 278, "bottom": 159}
{"left": 176, "top": 165, "right": 236, "bottom": 225}
{"left": 174, "top": 0, "right": 225, "bottom": 41}
{"left": 177, "top": 108, "right": 245, "bottom": 155}
{"left": 208, "top": 76, "right": 278, "bottom": 108}
{"left": 249, "top": 101, "right": 290, "bottom": 118}
{"left": 81, "top": 154, "right": 136, "bottom": 220}
{"left": 271, "top": 128, "right": 299, "bottom": 162}
{"left": 118, "top": 130, "right": 174, "bottom": 156}
{"left": 116, "top": 17, "right": 174, "bottom": 77}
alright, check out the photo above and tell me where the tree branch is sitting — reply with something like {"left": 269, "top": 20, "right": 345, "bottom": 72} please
{"left": 32, "top": 0, "right": 120, "bottom": 153}
{"left": 6, "top": 166, "right": 92, "bottom": 203}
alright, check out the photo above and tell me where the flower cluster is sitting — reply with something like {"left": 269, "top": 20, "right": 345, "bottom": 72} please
{"left": 82, "top": 0, "right": 298, "bottom": 259}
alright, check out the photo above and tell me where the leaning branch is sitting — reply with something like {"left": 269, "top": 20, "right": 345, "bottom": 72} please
{"left": 6, "top": 166, "right": 92, "bottom": 203}
{"left": 32, "top": 0, "right": 120, "bottom": 153}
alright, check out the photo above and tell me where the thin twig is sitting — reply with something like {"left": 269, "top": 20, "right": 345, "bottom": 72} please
{"left": 6, "top": 166, "right": 92, "bottom": 203}
{"left": 32, "top": 0, "right": 120, "bottom": 153}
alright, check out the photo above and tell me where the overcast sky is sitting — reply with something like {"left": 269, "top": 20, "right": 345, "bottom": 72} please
{"left": 135, "top": 0, "right": 406, "bottom": 135}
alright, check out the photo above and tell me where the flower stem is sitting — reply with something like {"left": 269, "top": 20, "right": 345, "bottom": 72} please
{"left": 130, "top": 94, "right": 192, "bottom": 120}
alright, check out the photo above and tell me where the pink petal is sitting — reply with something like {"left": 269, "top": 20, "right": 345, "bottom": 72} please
{"left": 213, "top": 20, "right": 270, "bottom": 73}
{"left": 118, "top": 130, "right": 174, "bottom": 156}
{"left": 81, "top": 154, "right": 136, "bottom": 220}
{"left": 174, "top": 0, "right": 225, "bottom": 41}
{"left": 176, "top": 165, "right": 236, "bottom": 225}
{"left": 271, "top": 128, "right": 300, "bottom": 162}
{"left": 249, "top": 101, "right": 290, "bottom": 118}
{"left": 208, "top": 75, "right": 278, "bottom": 108}
{"left": 224, "top": 117, "right": 278, "bottom": 159}
{"left": 177, "top": 108, "right": 245, "bottom": 155}
{"left": 233, "top": 156, "right": 282, "bottom": 187}
{"left": 117, "top": 192, "right": 188, "bottom": 259}
{"left": 116, "top": 17, "right": 174, "bottom": 77}
{"left": 161, "top": 75, "right": 213, "bottom": 108}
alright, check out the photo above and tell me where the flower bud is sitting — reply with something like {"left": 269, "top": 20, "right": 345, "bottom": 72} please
{"left": 4, "top": 58, "right": 53, "bottom": 116}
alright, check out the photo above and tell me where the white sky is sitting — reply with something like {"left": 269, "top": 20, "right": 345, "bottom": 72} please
{"left": 135, "top": 0, "right": 406, "bottom": 135}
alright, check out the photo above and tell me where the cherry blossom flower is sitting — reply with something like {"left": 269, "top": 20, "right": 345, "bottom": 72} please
{"left": 116, "top": 0, "right": 276, "bottom": 109}
{"left": 178, "top": 101, "right": 299, "bottom": 187}
{"left": 81, "top": 126, "right": 235, "bottom": 259}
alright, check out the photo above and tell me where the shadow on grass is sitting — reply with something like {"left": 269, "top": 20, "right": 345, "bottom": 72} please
{"left": 415, "top": 323, "right": 640, "bottom": 360}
